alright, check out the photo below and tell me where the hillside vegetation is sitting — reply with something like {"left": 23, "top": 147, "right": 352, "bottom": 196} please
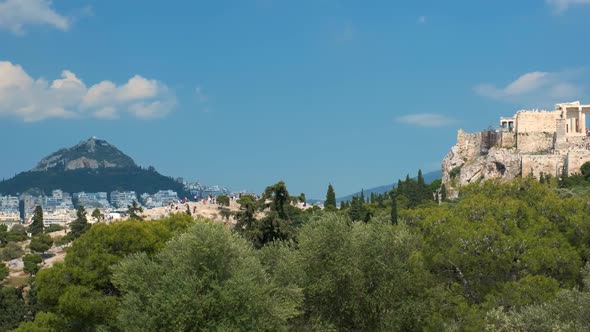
{"left": 3, "top": 175, "right": 590, "bottom": 331}
{"left": 0, "top": 167, "right": 186, "bottom": 196}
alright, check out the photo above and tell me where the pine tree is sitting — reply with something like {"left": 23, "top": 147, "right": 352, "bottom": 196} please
{"left": 127, "top": 200, "right": 144, "bottom": 221}
{"left": 91, "top": 208, "right": 104, "bottom": 222}
{"left": 440, "top": 183, "right": 447, "bottom": 202}
{"left": 299, "top": 193, "right": 306, "bottom": 206}
{"left": 391, "top": 193, "right": 398, "bottom": 225}
{"left": 325, "top": 184, "right": 337, "bottom": 211}
{"left": 29, "top": 206, "right": 44, "bottom": 236}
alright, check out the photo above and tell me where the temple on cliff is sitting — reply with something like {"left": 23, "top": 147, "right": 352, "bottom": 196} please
{"left": 442, "top": 101, "right": 590, "bottom": 194}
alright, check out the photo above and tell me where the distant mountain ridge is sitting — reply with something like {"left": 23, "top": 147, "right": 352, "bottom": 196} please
{"left": 0, "top": 137, "right": 186, "bottom": 196}
{"left": 335, "top": 170, "right": 442, "bottom": 203}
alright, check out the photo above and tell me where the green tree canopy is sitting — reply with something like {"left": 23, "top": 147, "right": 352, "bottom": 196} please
{"left": 126, "top": 200, "right": 144, "bottom": 221}
{"left": 112, "top": 221, "right": 302, "bottom": 331}
{"left": 0, "top": 262, "right": 8, "bottom": 281}
{"left": 0, "top": 286, "right": 26, "bottom": 331}
{"left": 270, "top": 213, "right": 432, "bottom": 331}
{"left": 23, "top": 215, "right": 194, "bottom": 331}
{"left": 91, "top": 208, "right": 104, "bottom": 222}
{"left": 0, "top": 242, "right": 25, "bottom": 261}
{"left": 23, "top": 254, "right": 42, "bottom": 276}
{"left": 29, "top": 234, "right": 53, "bottom": 255}
{"left": 216, "top": 194, "right": 230, "bottom": 207}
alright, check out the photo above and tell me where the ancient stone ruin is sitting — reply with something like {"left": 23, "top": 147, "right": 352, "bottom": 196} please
{"left": 442, "top": 101, "right": 590, "bottom": 197}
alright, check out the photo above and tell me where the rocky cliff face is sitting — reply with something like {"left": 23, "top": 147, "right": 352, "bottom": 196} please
{"left": 443, "top": 147, "right": 520, "bottom": 185}
{"left": 442, "top": 130, "right": 521, "bottom": 198}
{"left": 33, "top": 137, "right": 137, "bottom": 171}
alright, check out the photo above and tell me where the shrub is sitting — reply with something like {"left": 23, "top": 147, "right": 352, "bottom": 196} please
{"left": 45, "top": 224, "right": 64, "bottom": 233}
{"left": 449, "top": 166, "right": 462, "bottom": 179}
{"left": 0, "top": 242, "right": 25, "bottom": 261}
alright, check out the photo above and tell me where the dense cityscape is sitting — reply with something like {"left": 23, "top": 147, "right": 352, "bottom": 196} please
{"left": 0, "top": 180, "right": 233, "bottom": 226}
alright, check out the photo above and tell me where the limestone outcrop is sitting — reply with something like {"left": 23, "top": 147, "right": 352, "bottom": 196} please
{"left": 33, "top": 137, "right": 136, "bottom": 171}
{"left": 441, "top": 102, "right": 590, "bottom": 197}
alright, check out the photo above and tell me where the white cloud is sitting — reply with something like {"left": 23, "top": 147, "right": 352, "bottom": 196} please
{"left": 0, "top": 60, "right": 176, "bottom": 121}
{"left": 128, "top": 100, "right": 176, "bottom": 119}
{"left": 418, "top": 16, "right": 427, "bottom": 24}
{"left": 118, "top": 75, "right": 160, "bottom": 101}
{"left": 93, "top": 107, "right": 118, "bottom": 120}
{"left": 547, "top": 0, "right": 590, "bottom": 13}
{"left": 474, "top": 69, "right": 587, "bottom": 106}
{"left": 0, "top": 0, "right": 69, "bottom": 34}
{"left": 396, "top": 113, "right": 456, "bottom": 127}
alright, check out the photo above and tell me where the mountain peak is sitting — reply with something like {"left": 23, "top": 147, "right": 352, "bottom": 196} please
{"left": 33, "top": 138, "right": 137, "bottom": 172}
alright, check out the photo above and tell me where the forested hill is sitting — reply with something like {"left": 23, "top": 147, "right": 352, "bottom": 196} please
{"left": 0, "top": 137, "right": 187, "bottom": 196}
{"left": 0, "top": 167, "right": 186, "bottom": 196}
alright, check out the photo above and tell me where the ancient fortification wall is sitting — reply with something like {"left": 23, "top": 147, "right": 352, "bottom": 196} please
{"left": 566, "top": 151, "right": 590, "bottom": 175}
{"left": 499, "top": 131, "right": 516, "bottom": 148}
{"left": 515, "top": 111, "right": 559, "bottom": 133}
{"left": 456, "top": 129, "right": 483, "bottom": 160}
{"left": 521, "top": 155, "right": 563, "bottom": 178}
{"left": 564, "top": 136, "right": 590, "bottom": 151}
{"left": 516, "top": 132, "right": 554, "bottom": 153}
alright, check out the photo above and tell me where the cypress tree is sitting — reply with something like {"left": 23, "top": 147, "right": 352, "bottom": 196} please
{"left": 325, "top": 184, "right": 337, "bottom": 210}
{"left": 545, "top": 173, "right": 552, "bottom": 186}
{"left": 417, "top": 169, "right": 425, "bottom": 187}
{"left": 70, "top": 205, "right": 89, "bottom": 239}
{"left": 559, "top": 165, "right": 568, "bottom": 188}
{"left": 358, "top": 190, "right": 367, "bottom": 220}
{"left": 377, "top": 194, "right": 385, "bottom": 208}
{"left": 348, "top": 196, "right": 359, "bottom": 221}
{"left": 418, "top": 169, "right": 432, "bottom": 202}
{"left": 540, "top": 172, "right": 545, "bottom": 184}
{"left": 29, "top": 205, "right": 44, "bottom": 236}
{"left": 440, "top": 183, "right": 447, "bottom": 202}
{"left": 391, "top": 193, "right": 398, "bottom": 225}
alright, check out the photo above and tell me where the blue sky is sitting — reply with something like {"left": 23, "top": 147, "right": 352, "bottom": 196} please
{"left": 1, "top": 0, "right": 589, "bottom": 198}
